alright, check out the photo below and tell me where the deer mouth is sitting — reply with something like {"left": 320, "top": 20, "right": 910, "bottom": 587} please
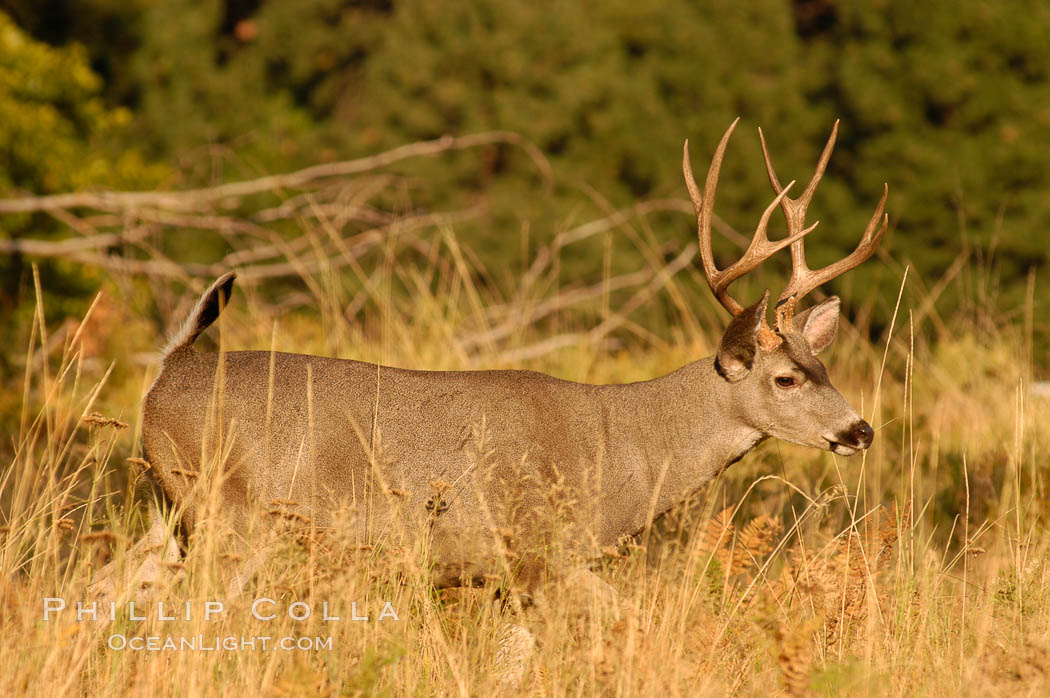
{"left": 824, "top": 420, "right": 874, "bottom": 456}
{"left": 823, "top": 436, "right": 862, "bottom": 456}
{"left": 828, "top": 440, "right": 860, "bottom": 456}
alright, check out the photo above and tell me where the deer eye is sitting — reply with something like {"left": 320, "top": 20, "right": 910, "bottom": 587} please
{"left": 775, "top": 376, "right": 797, "bottom": 389}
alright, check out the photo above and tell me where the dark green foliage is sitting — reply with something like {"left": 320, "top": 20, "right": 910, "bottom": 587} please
{"left": 0, "top": 9, "right": 164, "bottom": 360}
{"left": 800, "top": 1, "right": 1050, "bottom": 320}
{"left": 0, "top": 9, "right": 161, "bottom": 195}
{"left": 4, "top": 0, "right": 1050, "bottom": 349}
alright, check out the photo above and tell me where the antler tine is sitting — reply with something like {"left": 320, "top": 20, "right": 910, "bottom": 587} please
{"left": 774, "top": 182, "right": 889, "bottom": 331}
{"left": 683, "top": 121, "right": 816, "bottom": 349}
{"left": 715, "top": 178, "right": 807, "bottom": 303}
{"left": 758, "top": 121, "right": 887, "bottom": 331}
{"left": 684, "top": 118, "right": 739, "bottom": 296}
{"left": 759, "top": 120, "right": 839, "bottom": 209}
{"left": 758, "top": 121, "right": 839, "bottom": 298}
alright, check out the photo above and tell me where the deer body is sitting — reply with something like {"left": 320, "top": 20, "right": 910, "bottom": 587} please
{"left": 145, "top": 328, "right": 759, "bottom": 573}
{"left": 136, "top": 120, "right": 885, "bottom": 591}
{"left": 143, "top": 282, "right": 869, "bottom": 587}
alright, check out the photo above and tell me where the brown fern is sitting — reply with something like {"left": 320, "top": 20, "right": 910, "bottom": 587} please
{"left": 698, "top": 509, "right": 784, "bottom": 577}
{"left": 696, "top": 507, "right": 735, "bottom": 573}
{"left": 775, "top": 505, "right": 904, "bottom": 649}
{"left": 774, "top": 616, "right": 821, "bottom": 697}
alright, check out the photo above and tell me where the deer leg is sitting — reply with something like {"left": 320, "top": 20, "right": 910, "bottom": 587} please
{"left": 562, "top": 567, "right": 620, "bottom": 608}
{"left": 492, "top": 567, "right": 620, "bottom": 685}
{"left": 494, "top": 623, "right": 538, "bottom": 685}
{"left": 224, "top": 543, "right": 272, "bottom": 597}
{"left": 88, "top": 502, "right": 182, "bottom": 603}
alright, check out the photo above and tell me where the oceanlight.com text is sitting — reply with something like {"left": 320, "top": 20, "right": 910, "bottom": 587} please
{"left": 106, "top": 634, "right": 334, "bottom": 652}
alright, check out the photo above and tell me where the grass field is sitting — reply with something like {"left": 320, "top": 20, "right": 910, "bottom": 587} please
{"left": 1, "top": 207, "right": 1048, "bottom": 696}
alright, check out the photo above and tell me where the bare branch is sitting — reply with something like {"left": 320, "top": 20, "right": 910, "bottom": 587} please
{"left": 486, "top": 243, "right": 695, "bottom": 365}
{"left": 0, "top": 207, "right": 482, "bottom": 281}
{"left": 0, "top": 131, "right": 551, "bottom": 214}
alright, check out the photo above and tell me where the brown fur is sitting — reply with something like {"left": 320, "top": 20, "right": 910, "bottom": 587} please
{"left": 142, "top": 274, "right": 872, "bottom": 589}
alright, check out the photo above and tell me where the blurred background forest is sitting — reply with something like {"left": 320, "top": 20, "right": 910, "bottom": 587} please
{"left": 0, "top": 0, "right": 1048, "bottom": 371}
{"left": 6, "top": 4, "right": 1050, "bottom": 694}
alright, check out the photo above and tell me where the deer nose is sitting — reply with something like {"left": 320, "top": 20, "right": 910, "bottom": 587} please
{"left": 846, "top": 420, "right": 874, "bottom": 449}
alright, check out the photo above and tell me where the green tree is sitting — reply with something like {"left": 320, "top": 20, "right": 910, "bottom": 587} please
{"left": 5, "top": 0, "right": 1050, "bottom": 345}
{"left": 0, "top": 9, "right": 164, "bottom": 359}
{"left": 794, "top": 0, "right": 1050, "bottom": 323}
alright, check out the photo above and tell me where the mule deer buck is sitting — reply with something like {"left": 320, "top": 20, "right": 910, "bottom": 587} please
{"left": 96, "top": 120, "right": 886, "bottom": 604}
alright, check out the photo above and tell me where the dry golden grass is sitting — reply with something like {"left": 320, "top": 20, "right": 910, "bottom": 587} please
{"left": 1, "top": 213, "right": 1048, "bottom": 697}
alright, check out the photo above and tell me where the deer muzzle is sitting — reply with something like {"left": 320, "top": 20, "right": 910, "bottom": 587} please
{"left": 827, "top": 419, "right": 874, "bottom": 456}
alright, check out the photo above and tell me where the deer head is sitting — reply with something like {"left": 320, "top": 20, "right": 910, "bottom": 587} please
{"left": 683, "top": 120, "right": 887, "bottom": 455}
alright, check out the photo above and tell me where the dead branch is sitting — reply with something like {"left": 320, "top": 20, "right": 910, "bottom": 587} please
{"left": 485, "top": 243, "right": 696, "bottom": 364}
{"left": 0, "top": 232, "right": 129, "bottom": 256}
{"left": 523, "top": 199, "right": 745, "bottom": 288}
{"left": 237, "top": 207, "right": 484, "bottom": 280}
{"left": 459, "top": 266, "right": 655, "bottom": 352}
{"left": 0, "top": 131, "right": 551, "bottom": 214}
{"left": 0, "top": 207, "right": 482, "bottom": 281}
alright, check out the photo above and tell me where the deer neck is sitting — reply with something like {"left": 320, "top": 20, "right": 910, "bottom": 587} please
{"left": 603, "top": 357, "right": 765, "bottom": 536}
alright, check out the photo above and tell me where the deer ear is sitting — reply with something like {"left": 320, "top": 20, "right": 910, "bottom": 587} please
{"left": 716, "top": 291, "right": 768, "bottom": 382}
{"left": 793, "top": 296, "right": 840, "bottom": 354}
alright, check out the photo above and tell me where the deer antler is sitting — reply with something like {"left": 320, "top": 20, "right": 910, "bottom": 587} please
{"left": 758, "top": 120, "right": 889, "bottom": 333}
{"left": 683, "top": 119, "right": 817, "bottom": 350}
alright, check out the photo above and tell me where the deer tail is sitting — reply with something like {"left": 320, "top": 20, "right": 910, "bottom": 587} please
{"left": 163, "top": 272, "right": 237, "bottom": 357}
